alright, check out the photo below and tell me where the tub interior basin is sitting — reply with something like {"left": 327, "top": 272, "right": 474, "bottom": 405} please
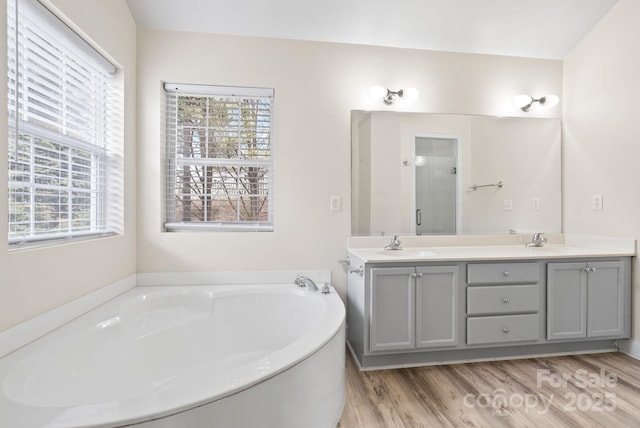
{"left": 2, "top": 289, "right": 323, "bottom": 409}
{"left": 119, "top": 289, "right": 215, "bottom": 338}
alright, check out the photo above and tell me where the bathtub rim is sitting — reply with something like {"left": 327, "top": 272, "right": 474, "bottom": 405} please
{"left": 0, "top": 270, "right": 333, "bottom": 360}
{"left": 0, "top": 271, "right": 345, "bottom": 428}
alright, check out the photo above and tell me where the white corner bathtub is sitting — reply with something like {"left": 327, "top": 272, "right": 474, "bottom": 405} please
{"left": 0, "top": 283, "right": 346, "bottom": 427}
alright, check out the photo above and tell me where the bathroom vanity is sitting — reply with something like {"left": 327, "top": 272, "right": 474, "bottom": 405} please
{"left": 345, "top": 234, "right": 634, "bottom": 370}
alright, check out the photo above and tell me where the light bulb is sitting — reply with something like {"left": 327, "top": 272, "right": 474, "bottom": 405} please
{"left": 402, "top": 88, "right": 419, "bottom": 103}
{"left": 540, "top": 95, "right": 559, "bottom": 108}
{"left": 368, "top": 85, "right": 388, "bottom": 100}
{"left": 514, "top": 94, "right": 533, "bottom": 109}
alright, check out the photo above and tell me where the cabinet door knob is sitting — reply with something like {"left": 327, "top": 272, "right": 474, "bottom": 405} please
{"left": 503, "top": 271, "right": 510, "bottom": 277}
{"left": 410, "top": 273, "right": 417, "bottom": 278}
{"left": 503, "top": 297, "right": 510, "bottom": 304}
{"left": 417, "top": 272, "right": 424, "bottom": 278}
{"left": 502, "top": 327, "right": 510, "bottom": 334}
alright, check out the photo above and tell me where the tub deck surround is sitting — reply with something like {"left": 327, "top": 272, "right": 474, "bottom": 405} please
{"left": 0, "top": 271, "right": 345, "bottom": 428}
{"left": 0, "top": 275, "right": 137, "bottom": 360}
{"left": 347, "top": 233, "right": 635, "bottom": 262}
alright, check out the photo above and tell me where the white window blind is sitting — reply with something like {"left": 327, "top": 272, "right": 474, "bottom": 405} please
{"left": 7, "top": 0, "right": 123, "bottom": 246}
{"left": 164, "top": 83, "right": 274, "bottom": 232}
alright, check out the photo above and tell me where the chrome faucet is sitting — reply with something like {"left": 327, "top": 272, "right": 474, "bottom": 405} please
{"left": 526, "top": 232, "right": 547, "bottom": 247}
{"left": 294, "top": 275, "right": 319, "bottom": 291}
{"left": 384, "top": 235, "right": 402, "bottom": 250}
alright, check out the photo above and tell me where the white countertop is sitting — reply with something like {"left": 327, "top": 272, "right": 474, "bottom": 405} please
{"left": 347, "top": 234, "right": 636, "bottom": 263}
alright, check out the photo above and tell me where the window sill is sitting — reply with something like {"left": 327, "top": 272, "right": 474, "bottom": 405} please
{"left": 164, "top": 222, "right": 274, "bottom": 232}
{"left": 8, "top": 232, "right": 118, "bottom": 251}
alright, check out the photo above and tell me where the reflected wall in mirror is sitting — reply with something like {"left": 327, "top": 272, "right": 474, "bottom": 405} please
{"left": 351, "top": 111, "right": 561, "bottom": 236}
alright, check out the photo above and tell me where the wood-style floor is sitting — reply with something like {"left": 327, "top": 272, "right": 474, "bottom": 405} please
{"left": 337, "top": 350, "right": 640, "bottom": 427}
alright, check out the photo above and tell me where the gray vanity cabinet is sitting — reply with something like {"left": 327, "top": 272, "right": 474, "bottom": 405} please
{"left": 466, "top": 262, "right": 542, "bottom": 345}
{"left": 416, "top": 266, "right": 459, "bottom": 348}
{"left": 347, "top": 253, "right": 631, "bottom": 370}
{"left": 369, "top": 265, "right": 459, "bottom": 353}
{"left": 369, "top": 267, "right": 415, "bottom": 352}
{"left": 547, "top": 260, "right": 628, "bottom": 341}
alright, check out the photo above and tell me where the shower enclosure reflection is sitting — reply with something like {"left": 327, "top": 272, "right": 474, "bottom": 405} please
{"left": 414, "top": 136, "right": 458, "bottom": 235}
{"left": 351, "top": 111, "right": 561, "bottom": 236}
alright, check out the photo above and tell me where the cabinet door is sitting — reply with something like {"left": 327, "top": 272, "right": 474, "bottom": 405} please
{"left": 588, "top": 261, "right": 625, "bottom": 338}
{"left": 547, "top": 263, "right": 587, "bottom": 340}
{"left": 369, "top": 267, "right": 415, "bottom": 352}
{"left": 416, "top": 266, "right": 459, "bottom": 348}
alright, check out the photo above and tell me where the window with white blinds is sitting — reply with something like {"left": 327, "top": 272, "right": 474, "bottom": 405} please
{"left": 164, "top": 83, "right": 274, "bottom": 232}
{"left": 7, "top": 0, "right": 123, "bottom": 246}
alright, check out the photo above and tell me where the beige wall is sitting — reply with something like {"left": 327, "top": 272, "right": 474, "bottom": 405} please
{"left": 1, "top": 0, "right": 635, "bottom": 349}
{"left": 0, "top": 6, "right": 565, "bottom": 332}
{"left": 0, "top": 0, "right": 137, "bottom": 331}
{"left": 468, "top": 116, "right": 561, "bottom": 234}
{"left": 563, "top": 0, "right": 640, "bottom": 339}
{"left": 136, "top": 28, "right": 562, "bottom": 300}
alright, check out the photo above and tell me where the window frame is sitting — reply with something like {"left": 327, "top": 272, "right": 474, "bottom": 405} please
{"left": 6, "top": 0, "right": 122, "bottom": 248}
{"left": 163, "top": 83, "right": 275, "bottom": 232}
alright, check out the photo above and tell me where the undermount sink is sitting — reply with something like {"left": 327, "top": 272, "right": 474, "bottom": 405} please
{"left": 376, "top": 249, "right": 435, "bottom": 258}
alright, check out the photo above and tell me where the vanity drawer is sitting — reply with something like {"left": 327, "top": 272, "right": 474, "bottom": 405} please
{"left": 467, "top": 284, "right": 540, "bottom": 315}
{"left": 467, "top": 314, "right": 540, "bottom": 345}
{"left": 467, "top": 262, "right": 539, "bottom": 284}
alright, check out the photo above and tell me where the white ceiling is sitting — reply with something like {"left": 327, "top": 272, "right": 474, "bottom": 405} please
{"left": 126, "top": 0, "right": 619, "bottom": 59}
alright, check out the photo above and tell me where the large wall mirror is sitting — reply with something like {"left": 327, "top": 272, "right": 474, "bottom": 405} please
{"left": 351, "top": 111, "right": 561, "bottom": 236}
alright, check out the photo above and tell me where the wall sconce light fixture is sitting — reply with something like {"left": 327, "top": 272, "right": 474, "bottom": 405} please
{"left": 370, "top": 85, "right": 419, "bottom": 105}
{"left": 514, "top": 94, "right": 559, "bottom": 112}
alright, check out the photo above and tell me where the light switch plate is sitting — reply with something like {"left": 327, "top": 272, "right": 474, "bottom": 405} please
{"left": 592, "top": 194, "right": 603, "bottom": 211}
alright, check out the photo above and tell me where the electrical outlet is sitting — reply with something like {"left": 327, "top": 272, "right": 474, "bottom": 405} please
{"left": 592, "top": 194, "right": 603, "bottom": 211}
{"left": 503, "top": 199, "right": 513, "bottom": 211}
{"left": 330, "top": 195, "right": 341, "bottom": 212}
{"left": 533, "top": 198, "right": 540, "bottom": 211}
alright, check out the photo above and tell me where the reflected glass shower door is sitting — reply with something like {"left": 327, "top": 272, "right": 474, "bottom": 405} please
{"left": 414, "top": 137, "right": 457, "bottom": 235}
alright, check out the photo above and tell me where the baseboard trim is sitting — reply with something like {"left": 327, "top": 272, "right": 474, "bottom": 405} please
{"left": 351, "top": 339, "right": 622, "bottom": 371}
{"left": 618, "top": 338, "right": 640, "bottom": 360}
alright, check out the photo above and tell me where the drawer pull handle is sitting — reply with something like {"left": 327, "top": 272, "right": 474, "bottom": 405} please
{"left": 503, "top": 271, "right": 510, "bottom": 277}
{"left": 503, "top": 297, "right": 510, "bottom": 304}
{"left": 502, "top": 327, "right": 510, "bottom": 334}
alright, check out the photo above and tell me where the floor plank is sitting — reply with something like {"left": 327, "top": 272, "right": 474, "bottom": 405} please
{"left": 337, "top": 350, "right": 640, "bottom": 428}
